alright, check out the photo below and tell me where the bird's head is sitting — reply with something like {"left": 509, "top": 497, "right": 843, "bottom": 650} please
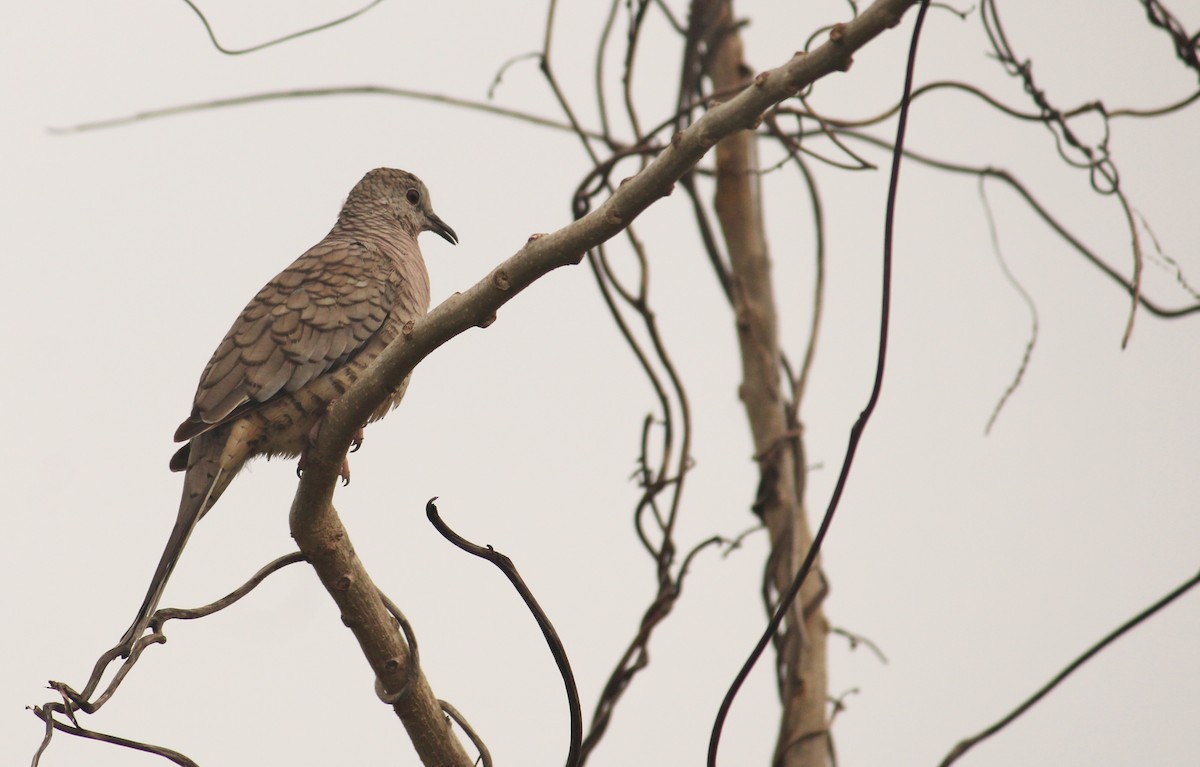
{"left": 344, "top": 167, "right": 458, "bottom": 245}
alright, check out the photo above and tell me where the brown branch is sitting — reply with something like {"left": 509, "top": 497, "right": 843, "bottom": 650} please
{"left": 153, "top": 552, "right": 307, "bottom": 624}
{"left": 836, "top": 130, "right": 1200, "bottom": 319}
{"left": 978, "top": 178, "right": 1039, "bottom": 435}
{"left": 761, "top": 118, "right": 827, "bottom": 414}
{"left": 940, "top": 568, "right": 1200, "bottom": 767}
{"left": 31, "top": 553, "right": 305, "bottom": 763}
{"left": 540, "top": 0, "right": 604, "bottom": 167}
{"left": 708, "top": 1, "right": 829, "bottom": 764}
{"left": 50, "top": 86, "right": 599, "bottom": 139}
{"left": 426, "top": 499, "right": 580, "bottom": 767}
{"left": 40, "top": 553, "right": 305, "bottom": 717}
{"left": 580, "top": 535, "right": 724, "bottom": 762}
{"left": 1139, "top": 0, "right": 1200, "bottom": 76}
{"left": 29, "top": 708, "right": 199, "bottom": 767}
{"left": 298, "top": 0, "right": 925, "bottom": 489}
{"left": 593, "top": 0, "right": 623, "bottom": 141}
{"left": 438, "top": 700, "right": 493, "bottom": 767}
{"left": 283, "top": 4, "right": 919, "bottom": 766}
{"left": 179, "top": 0, "right": 386, "bottom": 55}
{"left": 711, "top": 3, "right": 931, "bottom": 763}
{"left": 288, "top": 493, "right": 472, "bottom": 767}
{"left": 828, "top": 627, "right": 888, "bottom": 664}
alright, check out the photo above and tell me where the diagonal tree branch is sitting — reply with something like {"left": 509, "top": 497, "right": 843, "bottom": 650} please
{"left": 283, "top": 3, "right": 920, "bottom": 764}
{"left": 302, "top": 0, "right": 922, "bottom": 484}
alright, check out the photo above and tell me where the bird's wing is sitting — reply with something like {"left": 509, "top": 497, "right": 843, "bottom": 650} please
{"left": 174, "top": 237, "right": 397, "bottom": 443}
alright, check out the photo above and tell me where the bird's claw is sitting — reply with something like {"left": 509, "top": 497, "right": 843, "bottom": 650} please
{"left": 298, "top": 402, "right": 364, "bottom": 484}
{"left": 295, "top": 454, "right": 352, "bottom": 485}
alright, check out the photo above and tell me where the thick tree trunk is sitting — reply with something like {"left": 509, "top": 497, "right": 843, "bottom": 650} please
{"left": 707, "top": 2, "right": 831, "bottom": 765}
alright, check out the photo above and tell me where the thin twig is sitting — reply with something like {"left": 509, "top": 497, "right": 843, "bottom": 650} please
{"left": 593, "top": 0, "right": 623, "bottom": 141}
{"left": 439, "top": 700, "right": 494, "bottom": 767}
{"left": 179, "top": 0, "right": 386, "bottom": 55}
{"left": 978, "top": 178, "right": 1039, "bottom": 435}
{"left": 31, "top": 705, "right": 198, "bottom": 767}
{"left": 43, "top": 552, "right": 304, "bottom": 720}
{"left": 762, "top": 118, "right": 827, "bottom": 412}
{"left": 829, "top": 627, "right": 889, "bottom": 664}
{"left": 51, "top": 86, "right": 602, "bottom": 140}
{"left": 426, "top": 499, "right": 581, "bottom": 767}
{"left": 488, "top": 52, "right": 541, "bottom": 99}
{"left": 1138, "top": 212, "right": 1200, "bottom": 301}
{"left": 540, "top": 0, "right": 604, "bottom": 167}
{"left": 939, "top": 568, "right": 1200, "bottom": 766}
{"left": 836, "top": 131, "right": 1200, "bottom": 318}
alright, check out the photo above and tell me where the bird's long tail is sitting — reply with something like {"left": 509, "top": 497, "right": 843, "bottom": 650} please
{"left": 118, "top": 430, "right": 236, "bottom": 653}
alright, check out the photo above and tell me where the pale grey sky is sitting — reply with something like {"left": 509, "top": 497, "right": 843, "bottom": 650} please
{"left": 3, "top": 2, "right": 1198, "bottom": 766}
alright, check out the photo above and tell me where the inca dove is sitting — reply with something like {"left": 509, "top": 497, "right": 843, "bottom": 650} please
{"left": 119, "top": 168, "right": 456, "bottom": 652}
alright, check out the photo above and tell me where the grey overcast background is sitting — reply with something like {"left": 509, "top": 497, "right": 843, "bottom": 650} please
{"left": 4, "top": 2, "right": 1198, "bottom": 765}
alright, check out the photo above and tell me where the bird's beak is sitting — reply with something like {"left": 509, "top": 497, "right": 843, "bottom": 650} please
{"left": 425, "top": 213, "right": 458, "bottom": 245}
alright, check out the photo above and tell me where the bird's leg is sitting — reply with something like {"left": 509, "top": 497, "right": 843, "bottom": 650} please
{"left": 296, "top": 400, "right": 366, "bottom": 485}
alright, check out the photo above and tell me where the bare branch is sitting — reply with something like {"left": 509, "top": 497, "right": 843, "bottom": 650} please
{"left": 439, "top": 700, "right": 494, "bottom": 767}
{"left": 287, "top": 490, "right": 473, "bottom": 766}
{"left": 1138, "top": 0, "right": 1200, "bottom": 76}
{"left": 179, "top": 0, "right": 386, "bottom": 55}
{"left": 277, "top": 7, "right": 921, "bottom": 767}
{"left": 426, "top": 499, "right": 581, "bottom": 767}
{"left": 940, "top": 568, "right": 1200, "bottom": 767}
{"left": 29, "top": 707, "right": 198, "bottom": 767}
{"left": 978, "top": 178, "right": 1039, "bottom": 435}
{"left": 153, "top": 552, "right": 306, "bottom": 624}
{"left": 828, "top": 627, "right": 889, "bottom": 664}
{"left": 707, "top": 0, "right": 830, "bottom": 762}
{"left": 51, "top": 86, "right": 599, "bottom": 139}
{"left": 38, "top": 551, "right": 305, "bottom": 731}
{"left": 293, "top": 0, "right": 926, "bottom": 510}
{"left": 540, "top": 0, "right": 604, "bottom": 166}
{"left": 487, "top": 51, "right": 541, "bottom": 99}
{"left": 837, "top": 131, "right": 1200, "bottom": 318}
{"left": 710, "top": 2, "right": 932, "bottom": 763}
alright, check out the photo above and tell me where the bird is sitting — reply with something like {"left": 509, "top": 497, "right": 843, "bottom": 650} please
{"left": 118, "top": 168, "right": 457, "bottom": 653}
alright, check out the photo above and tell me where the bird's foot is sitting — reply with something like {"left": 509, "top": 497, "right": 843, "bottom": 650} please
{"left": 295, "top": 452, "right": 353, "bottom": 485}
{"left": 296, "top": 402, "right": 366, "bottom": 486}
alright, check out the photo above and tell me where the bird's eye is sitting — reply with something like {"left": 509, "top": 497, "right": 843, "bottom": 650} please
{"left": 406, "top": 189, "right": 421, "bottom": 205}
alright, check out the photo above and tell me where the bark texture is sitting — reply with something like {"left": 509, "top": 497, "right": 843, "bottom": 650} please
{"left": 708, "top": 2, "right": 831, "bottom": 765}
